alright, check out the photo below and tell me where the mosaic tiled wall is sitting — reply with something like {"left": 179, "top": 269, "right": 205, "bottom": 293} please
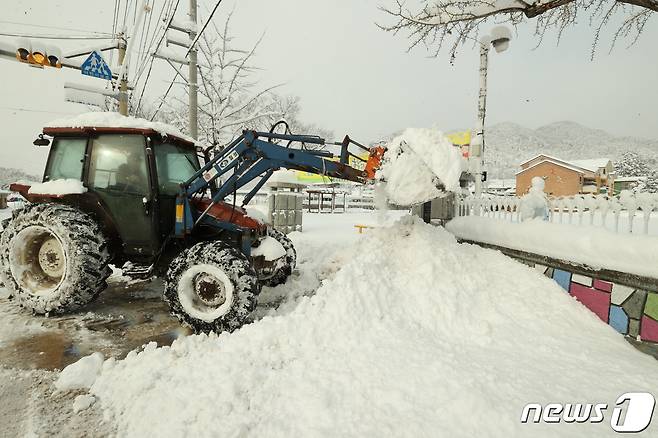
{"left": 535, "top": 265, "right": 658, "bottom": 343}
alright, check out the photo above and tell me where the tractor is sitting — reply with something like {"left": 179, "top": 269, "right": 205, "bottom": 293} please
{"left": 0, "top": 114, "right": 384, "bottom": 333}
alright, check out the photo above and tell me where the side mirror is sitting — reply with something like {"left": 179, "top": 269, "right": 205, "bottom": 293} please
{"left": 33, "top": 134, "right": 50, "bottom": 147}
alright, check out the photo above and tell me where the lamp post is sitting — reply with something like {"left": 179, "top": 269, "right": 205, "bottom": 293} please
{"left": 471, "top": 26, "right": 512, "bottom": 212}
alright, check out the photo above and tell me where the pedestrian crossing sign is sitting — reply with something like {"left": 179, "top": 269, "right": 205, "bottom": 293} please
{"left": 81, "top": 51, "right": 112, "bottom": 80}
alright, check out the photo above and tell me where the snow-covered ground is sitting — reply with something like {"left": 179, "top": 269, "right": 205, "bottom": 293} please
{"left": 50, "top": 212, "right": 658, "bottom": 438}
{"left": 447, "top": 216, "right": 658, "bottom": 278}
{"left": 0, "top": 207, "right": 11, "bottom": 224}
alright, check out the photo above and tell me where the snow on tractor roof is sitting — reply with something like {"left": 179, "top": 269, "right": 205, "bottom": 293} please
{"left": 45, "top": 112, "right": 197, "bottom": 145}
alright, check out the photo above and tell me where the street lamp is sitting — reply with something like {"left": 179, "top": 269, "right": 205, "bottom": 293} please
{"left": 471, "top": 26, "right": 512, "bottom": 208}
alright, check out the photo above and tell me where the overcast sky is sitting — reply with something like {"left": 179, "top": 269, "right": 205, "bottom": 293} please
{"left": 1, "top": 0, "right": 657, "bottom": 175}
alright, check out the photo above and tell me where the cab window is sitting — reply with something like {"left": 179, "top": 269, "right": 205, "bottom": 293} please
{"left": 89, "top": 135, "right": 149, "bottom": 195}
{"left": 45, "top": 138, "right": 87, "bottom": 181}
{"left": 154, "top": 142, "right": 200, "bottom": 196}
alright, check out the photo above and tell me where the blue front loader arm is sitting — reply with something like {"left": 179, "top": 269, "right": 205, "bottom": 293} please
{"left": 174, "top": 130, "right": 369, "bottom": 239}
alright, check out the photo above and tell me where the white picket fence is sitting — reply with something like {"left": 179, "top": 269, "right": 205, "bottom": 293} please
{"left": 457, "top": 192, "right": 658, "bottom": 235}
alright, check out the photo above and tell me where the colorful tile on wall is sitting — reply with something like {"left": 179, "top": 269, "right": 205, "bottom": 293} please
{"left": 552, "top": 269, "right": 572, "bottom": 292}
{"left": 570, "top": 283, "right": 611, "bottom": 323}
{"left": 611, "top": 285, "right": 636, "bottom": 306}
{"left": 644, "top": 294, "right": 658, "bottom": 321}
{"left": 640, "top": 315, "right": 658, "bottom": 343}
{"left": 621, "top": 290, "right": 648, "bottom": 320}
{"left": 609, "top": 305, "right": 629, "bottom": 334}
{"left": 572, "top": 274, "right": 593, "bottom": 287}
{"left": 592, "top": 279, "right": 613, "bottom": 293}
{"left": 629, "top": 319, "right": 641, "bottom": 338}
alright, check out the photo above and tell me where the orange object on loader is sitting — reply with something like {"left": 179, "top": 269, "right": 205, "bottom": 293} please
{"left": 364, "top": 145, "right": 386, "bottom": 180}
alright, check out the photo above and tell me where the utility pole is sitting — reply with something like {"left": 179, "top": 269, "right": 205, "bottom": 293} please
{"left": 188, "top": 0, "right": 198, "bottom": 140}
{"left": 117, "top": 34, "right": 129, "bottom": 116}
{"left": 471, "top": 42, "right": 488, "bottom": 204}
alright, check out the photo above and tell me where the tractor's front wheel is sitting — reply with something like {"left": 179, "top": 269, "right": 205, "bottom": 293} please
{"left": 164, "top": 241, "right": 261, "bottom": 333}
{"left": 0, "top": 203, "right": 111, "bottom": 314}
{"left": 261, "top": 228, "right": 297, "bottom": 287}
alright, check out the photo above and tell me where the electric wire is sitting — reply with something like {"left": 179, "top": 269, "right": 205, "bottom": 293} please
{"left": 150, "top": 74, "right": 177, "bottom": 121}
{"left": 134, "top": 0, "right": 173, "bottom": 85}
{"left": 186, "top": 0, "right": 225, "bottom": 56}
{"left": 122, "top": 0, "right": 130, "bottom": 30}
{"left": 0, "top": 106, "right": 78, "bottom": 115}
{"left": 135, "top": 0, "right": 182, "bottom": 114}
{"left": 0, "top": 21, "right": 114, "bottom": 36}
{"left": 0, "top": 32, "right": 114, "bottom": 40}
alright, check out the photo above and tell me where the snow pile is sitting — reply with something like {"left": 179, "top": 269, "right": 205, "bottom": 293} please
{"left": 251, "top": 236, "right": 286, "bottom": 261}
{"left": 244, "top": 205, "right": 270, "bottom": 224}
{"left": 46, "top": 112, "right": 196, "bottom": 144}
{"left": 447, "top": 216, "right": 658, "bottom": 278}
{"left": 519, "top": 176, "right": 549, "bottom": 221}
{"left": 54, "top": 352, "right": 104, "bottom": 391}
{"left": 377, "top": 128, "right": 465, "bottom": 205}
{"left": 72, "top": 394, "right": 96, "bottom": 413}
{"left": 28, "top": 179, "right": 87, "bottom": 196}
{"left": 69, "top": 218, "right": 657, "bottom": 437}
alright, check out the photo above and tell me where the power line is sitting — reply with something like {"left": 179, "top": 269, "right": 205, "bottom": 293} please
{"left": 112, "top": 0, "right": 120, "bottom": 36}
{"left": 0, "top": 106, "right": 79, "bottom": 115}
{"left": 0, "top": 20, "right": 114, "bottom": 36}
{"left": 150, "top": 74, "right": 177, "bottom": 121}
{"left": 135, "top": 0, "right": 181, "bottom": 114}
{"left": 0, "top": 32, "right": 114, "bottom": 40}
{"left": 186, "top": 0, "right": 225, "bottom": 56}
{"left": 122, "top": 0, "right": 130, "bottom": 30}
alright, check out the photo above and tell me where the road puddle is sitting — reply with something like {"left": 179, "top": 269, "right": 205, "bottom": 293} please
{"left": 0, "top": 277, "right": 189, "bottom": 371}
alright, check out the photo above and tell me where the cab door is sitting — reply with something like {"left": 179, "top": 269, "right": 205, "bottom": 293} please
{"left": 86, "top": 134, "right": 157, "bottom": 257}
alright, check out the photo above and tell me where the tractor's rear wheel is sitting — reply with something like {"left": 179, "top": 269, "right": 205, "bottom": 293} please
{"left": 261, "top": 228, "right": 297, "bottom": 287}
{"left": 0, "top": 203, "right": 111, "bottom": 314}
{"left": 164, "top": 241, "right": 260, "bottom": 333}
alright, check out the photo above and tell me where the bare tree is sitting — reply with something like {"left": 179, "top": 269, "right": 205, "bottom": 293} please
{"left": 159, "top": 9, "right": 281, "bottom": 147}
{"left": 258, "top": 95, "right": 335, "bottom": 148}
{"left": 379, "top": 0, "right": 657, "bottom": 58}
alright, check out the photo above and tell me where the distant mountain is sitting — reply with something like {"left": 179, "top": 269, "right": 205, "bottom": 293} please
{"left": 0, "top": 167, "right": 39, "bottom": 190}
{"left": 480, "top": 121, "right": 658, "bottom": 179}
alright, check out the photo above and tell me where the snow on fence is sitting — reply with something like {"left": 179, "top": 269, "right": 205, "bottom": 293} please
{"left": 456, "top": 192, "right": 658, "bottom": 236}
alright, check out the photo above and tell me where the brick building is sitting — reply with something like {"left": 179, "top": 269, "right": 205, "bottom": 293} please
{"left": 516, "top": 155, "right": 614, "bottom": 196}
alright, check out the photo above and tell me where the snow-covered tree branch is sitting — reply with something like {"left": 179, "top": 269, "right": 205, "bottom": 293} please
{"left": 379, "top": 0, "right": 656, "bottom": 58}
{"left": 256, "top": 95, "right": 335, "bottom": 150}
{"left": 158, "top": 9, "right": 282, "bottom": 147}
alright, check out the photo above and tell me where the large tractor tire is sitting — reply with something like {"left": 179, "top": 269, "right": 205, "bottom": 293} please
{"left": 164, "top": 241, "right": 261, "bottom": 333}
{"left": 261, "top": 228, "right": 297, "bottom": 287}
{"left": 0, "top": 203, "right": 111, "bottom": 314}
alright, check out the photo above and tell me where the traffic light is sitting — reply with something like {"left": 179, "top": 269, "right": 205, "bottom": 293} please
{"left": 15, "top": 38, "right": 31, "bottom": 63}
{"left": 31, "top": 45, "right": 47, "bottom": 65}
{"left": 45, "top": 46, "right": 62, "bottom": 68}
{"left": 15, "top": 39, "right": 61, "bottom": 68}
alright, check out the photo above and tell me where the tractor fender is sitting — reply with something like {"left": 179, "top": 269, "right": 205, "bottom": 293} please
{"left": 191, "top": 199, "right": 268, "bottom": 234}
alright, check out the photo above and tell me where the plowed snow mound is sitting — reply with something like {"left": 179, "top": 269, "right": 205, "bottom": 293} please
{"left": 84, "top": 218, "right": 656, "bottom": 437}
